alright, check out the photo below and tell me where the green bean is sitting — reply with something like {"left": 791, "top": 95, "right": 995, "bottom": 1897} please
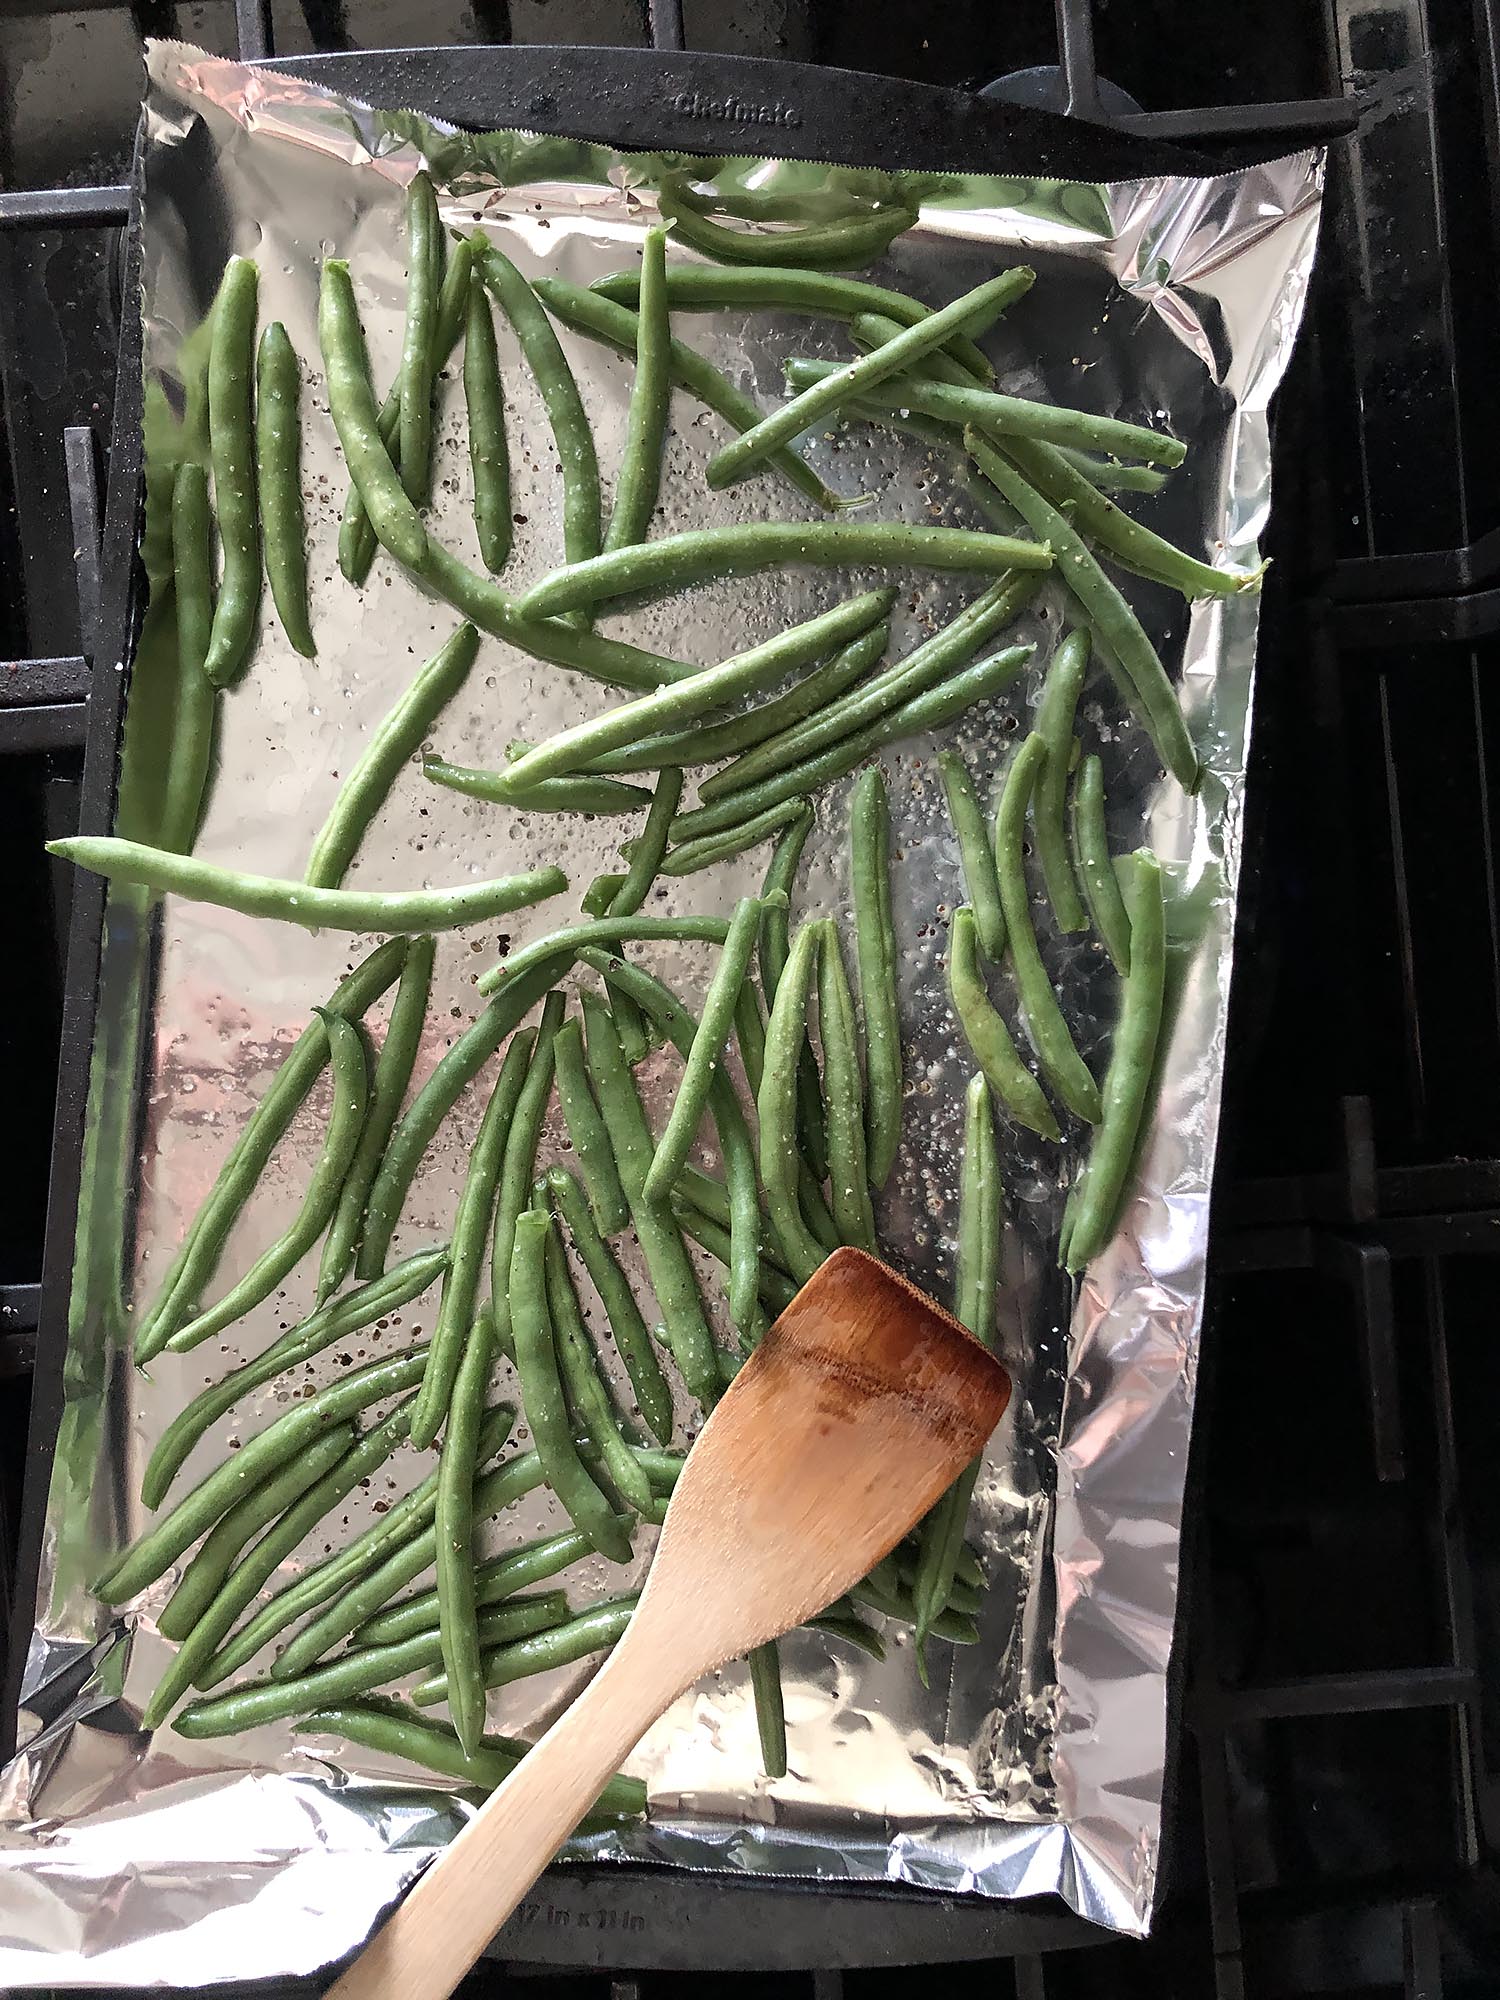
{"left": 748, "top": 1642, "right": 787, "bottom": 1778}
{"left": 1071, "top": 754, "right": 1132, "bottom": 974}
{"left": 423, "top": 756, "right": 650, "bottom": 817}
{"left": 499, "top": 592, "right": 899, "bottom": 792}
{"left": 545, "top": 1167, "right": 672, "bottom": 1443}
{"left": 581, "top": 953, "right": 763, "bottom": 1350}
{"left": 488, "top": 995, "right": 565, "bottom": 1359}
{"left": 476, "top": 238, "right": 600, "bottom": 595}
{"left": 143, "top": 1245, "right": 448, "bottom": 1510}
{"left": 162, "top": 461, "right": 219, "bottom": 855}
{"left": 305, "top": 622, "right": 480, "bottom": 889}
{"left": 518, "top": 522, "right": 1047, "bottom": 624}
{"left": 759, "top": 922, "right": 830, "bottom": 1283}
{"left": 477, "top": 916, "right": 727, "bottom": 999}
{"left": 583, "top": 616, "right": 891, "bottom": 776}
{"left": 318, "top": 259, "right": 428, "bottom": 571}
{"left": 435, "top": 1311, "right": 497, "bottom": 1755}
{"left": 734, "top": 982, "right": 767, "bottom": 1094}
{"left": 358, "top": 958, "right": 567, "bottom": 1279}
{"left": 141, "top": 1404, "right": 417, "bottom": 1728}
{"left": 937, "top": 749, "right": 1005, "bottom": 961}
{"left": 849, "top": 1576, "right": 979, "bottom": 1643}
{"left": 847, "top": 309, "right": 976, "bottom": 388}
{"left": 156, "top": 1425, "right": 354, "bottom": 1644}
{"left": 580, "top": 994, "right": 721, "bottom": 1408}
{"left": 659, "top": 801, "right": 807, "bottom": 878}
{"left": 98, "top": 1347, "right": 429, "bottom": 1606}
{"left": 550, "top": 1019, "right": 627, "bottom": 1234}
{"left": 993, "top": 734, "right": 1101, "bottom": 1123}
{"left": 947, "top": 906, "right": 1058, "bottom": 1140}
{"left": 815, "top": 921, "right": 877, "bottom": 1250}
{"left": 543, "top": 1217, "right": 653, "bottom": 1516}
{"left": 464, "top": 275, "right": 511, "bottom": 574}
{"left": 592, "top": 264, "right": 992, "bottom": 384}
{"left": 708, "top": 267, "right": 1032, "bottom": 490}
{"left": 49, "top": 836, "right": 565, "bottom": 936}
{"left": 967, "top": 432, "right": 1198, "bottom": 791}
{"left": 806, "top": 1611, "right": 887, "bottom": 1661}
{"left": 699, "top": 571, "right": 1037, "bottom": 809}
{"left": 643, "top": 896, "right": 763, "bottom": 1207}
{"left": 848, "top": 767, "right": 902, "bottom": 1188}
{"left": 162, "top": 1009, "right": 370, "bottom": 1356}
{"left": 1000, "top": 433, "right": 1259, "bottom": 598}
{"left": 202, "top": 256, "right": 261, "bottom": 688}
{"left": 1029, "top": 628, "right": 1092, "bottom": 932}
{"left": 268, "top": 1421, "right": 536, "bottom": 1685}
{"left": 531, "top": 277, "right": 842, "bottom": 513}
{"left": 412, "top": 1593, "right": 639, "bottom": 1705}
{"left": 665, "top": 176, "right": 903, "bottom": 225}
{"left": 202, "top": 1403, "right": 516, "bottom": 1685}
{"left": 399, "top": 172, "right": 441, "bottom": 506}
{"left": 294, "top": 1697, "right": 646, "bottom": 1818}
{"left": 254, "top": 321, "right": 314, "bottom": 658}
{"left": 510, "top": 1210, "right": 632, "bottom": 1561}
{"left": 1064, "top": 853, "right": 1165, "bottom": 1272}
{"left": 605, "top": 769, "right": 683, "bottom": 922}
{"left": 339, "top": 236, "right": 475, "bottom": 585}
{"left": 756, "top": 803, "right": 827, "bottom": 1184}
{"left": 410, "top": 1031, "right": 534, "bottom": 1452}
{"left": 317, "top": 938, "right": 436, "bottom": 1303}
{"left": 911, "top": 1070, "right": 1000, "bottom": 1670}
{"left": 660, "top": 188, "right": 914, "bottom": 275}
{"left": 675, "top": 1166, "right": 793, "bottom": 1278}
{"left": 668, "top": 1200, "right": 798, "bottom": 1315}
{"left": 601, "top": 225, "right": 670, "bottom": 555}
{"left": 354, "top": 1526, "right": 607, "bottom": 1649}
{"left": 174, "top": 1594, "right": 570, "bottom": 1738}
{"left": 607, "top": 988, "right": 651, "bottom": 1070}
{"left": 783, "top": 356, "right": 1187, "bottom": 469}
{"left": 131, "top": 939, "right": 407, "bottom": 1364}
{"left": 582, "top": 872, "right": 627, "bottom": 917}
{"left": 672, "top": 639, "right": 1036, "bottom": 846}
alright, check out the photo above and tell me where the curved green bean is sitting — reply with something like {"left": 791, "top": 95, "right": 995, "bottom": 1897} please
{"left": 162, "top": 461, "right": 219, "bottom": 855}
{"left": 660, "top": 189, "right": 913, "bottom": 274}
{"left": 993, "top": 734, "right": 1101, "bottom": 1124}
{"left": 602, "top": 225, "right": 670, "bottom": 555}
{"left": 143, "top": 1244, "right": 448, "bottom": 1511}
{"left": 545, "top": 1166, "right": 672, "bottom": 1444}
{"left": 606, "top": 769, "right": 683, "bottom": 920}
{"left": 318, "top": 259, "right": 428, "bottom": 571}
{"left": 580, "top": 993, "right": 721, "bottom": 1408}
{"left": 510, "top": 1210, "right": 632, "bottom": 1561}
{"left": 354, "top": 1525, "right": 606, "bottom": 1649}
{"left": 49, "top": 835, "right": 565, "bottom": 935}
{"left": 592, "top": 263, "right": 992, "bottom": 383}
{"left": 476, "top": 238, "right": 600, "bottom": 594}
{"left": 553, "top": 1019, "right": 629, "bottom": 1236}
{"left": 937, "top": 748, "right": 1005, "bottom": 961}
{"left": 423, "top": 756, "right": 650, "bottom": 817}
{"left": 477, "top": 917, "right": 728, "bottom": 999}
{"left": 141, "top": 1403, "right": 416, "bottom": 1728}
{"left": 98, "top": 1346, "right": 429, "bottom": 1605}
{"left": 1071, "top": 754, "right": 1132, "bottom": 974}
{"left": 357, "top": 957, "right": 567, "bottom": 1279}
{"left": 947, "top": 906, "right": 1059, "bottom": 1140}
{"left": 1064, "top": 852, "right": 1165, "bottom": 1272}
{"left": 162, "top": 1008, "right": 369, "bottom": 1355}
{"left": 317, "top": 937, "right": 436, "bottom": 1303}
{"left": 816, "top": 921, "right": 877, "bottom": 1250}
{"left": 1031, "top": 628, "right": 1092, "bottom": 933}
{"left": 399, "top": 172, "right": 441, "bottom": 506}
{"left": 967, "top": 432, "right": 1198, "bottom": 791}
{"left": 759, "top": 922, "right": 829, "bottom": 1283}
{"left": 255, "top": 321, "right": 314, "bottom": 658}
{"left": 581, "top": 872, "right": 627, "bottom": 917}
{"left": 498, "top": 592, "right": 898, "bottom": 792}
{"left": 487, "top": 994, "right": 565, "bottom": 1360}
{"left": 410, "top": 1030, "right": 534, "bottom": 1451}
{"left": 412, "top": 1593, "right": 639, "bottom": 1705}
{"left": 515, "top": 521, "right": 1048, "bottom": 623}
{"left": 305, "top": 622, "right": 481, "bottom": 889}
{"left": 542, "top": 1216, "right": 653, "bottom": 1516}
{"left": 659, "top": 800, "right": 807, "bottom": 879}
{"left": 464, "top": 275, "right": 511, "bottom": 573}
{"left": 708, "top": 267, "right": 1032, "bottom": 489}
{"left": 849, "top": 767, "right": 902, "bottom": 1188}
{"left": 435, "top": 1310, "right": 498, "bottom": 1755}
{"left": 531, "top": 277, "right": 842, "bottom": 513}
{"left": 202, "top": 256, "right": 261, "bottom": 688}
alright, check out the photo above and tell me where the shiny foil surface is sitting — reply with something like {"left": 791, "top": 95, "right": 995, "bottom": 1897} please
{"left": 0, "top": 44, "right": 1323, "bottom": 1984}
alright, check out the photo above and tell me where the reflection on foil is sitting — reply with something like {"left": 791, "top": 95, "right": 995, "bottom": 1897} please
{"left": 0, "top": 41, "right": 1323, "bottom": 1986}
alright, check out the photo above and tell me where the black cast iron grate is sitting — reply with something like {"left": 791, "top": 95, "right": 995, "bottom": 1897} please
{"left": 4, "top": 2, "right": 1500, "bottom": 1995}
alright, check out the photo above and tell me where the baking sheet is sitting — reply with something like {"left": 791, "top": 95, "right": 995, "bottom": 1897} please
{"left": 0, "top": 42, "right": 1322, "bottom": 1982}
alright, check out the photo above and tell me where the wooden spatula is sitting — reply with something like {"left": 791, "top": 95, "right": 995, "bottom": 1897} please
{"left": 327, "top": 1246, "right": 1011, "bottom": 2000}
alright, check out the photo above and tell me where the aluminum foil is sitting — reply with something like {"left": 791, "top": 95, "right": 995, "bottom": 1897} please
{"left": 0, "top": 43, "right": 1323, "bottom": 1984}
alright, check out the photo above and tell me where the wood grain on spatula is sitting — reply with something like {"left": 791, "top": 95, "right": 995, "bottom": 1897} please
{"left": 326, "top": 1248, "right": 1011, "bottom": 2000}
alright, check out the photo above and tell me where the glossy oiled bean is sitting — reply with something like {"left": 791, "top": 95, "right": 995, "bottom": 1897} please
{"left": 660, "top": 186, "right": 914, "bottom": 276}
{"left": 947, "top": 906, "right": 1059, "bottom": 1141}
{"left": 255, "top": 321, "right": 314, "bottom": 658}
{"left": 847, "top": 309, "right": 976, "bottom": 388}
{"left": 658, "top": 801, "right": 807, "bottom": 879}
{"left": 1030, "top": 629, "right": 1092, "bottom": 934}
{"left": 202, "top": 256, "right": 261, "bottom": 688}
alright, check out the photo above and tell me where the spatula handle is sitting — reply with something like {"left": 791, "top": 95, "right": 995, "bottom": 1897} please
{"left": 324, "top": 1641, "right": 662, "bottom": 2000}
